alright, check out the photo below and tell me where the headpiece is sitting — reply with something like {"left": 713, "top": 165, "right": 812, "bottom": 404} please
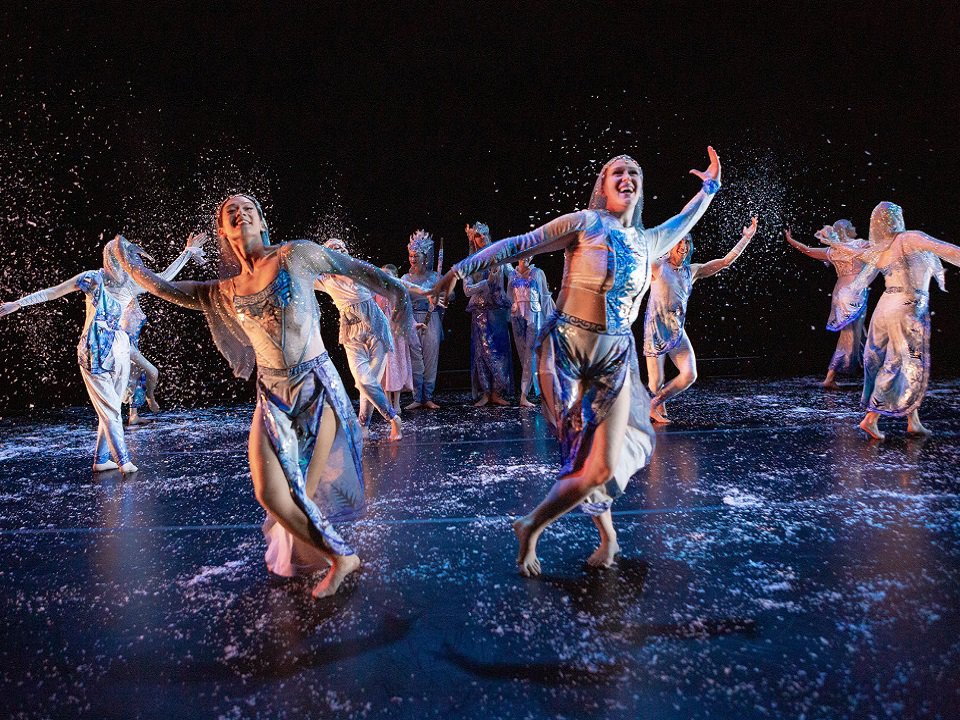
{"left": 407, "top": 229, "right": 435, "bottom": 267}
{"left": 588, "top": 154, "right": 644, "bottom": 229}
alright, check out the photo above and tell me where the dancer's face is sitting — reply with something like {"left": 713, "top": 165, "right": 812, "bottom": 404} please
{"left": 408, "top": 248, "right": 426, "bottom": 273}
{"left": 670, "top": 238, "right": 690, "bottom": 265}
{"left": 218, "top": 195, "right": 264, "bottom": 249}
{"left": 601, "top": 159, "right": 642, "bottom": 215}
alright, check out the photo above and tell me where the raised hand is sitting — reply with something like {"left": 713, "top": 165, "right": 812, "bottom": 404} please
{"left": 742, "top": 216, "right": 759, "bottom": 240}
{"left": 689, "top": 145, "right": 721, "bottom": 184}
{"left": 0, "top": 301, "right": 20, "bottom": 318}
{"left": 430, "top": 268, "right": 458, "bottom": 308}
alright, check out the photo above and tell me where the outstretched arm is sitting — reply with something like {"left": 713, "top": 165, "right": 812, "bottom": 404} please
{"left": 693, "top": 216, "right": 758, "bottom": 281}
{"left": 116, "top": 236, "right": 208, "bottom": 310}
{"left": 785, "top": 229, "right": 829, "bottom": 261}
{"left": 647, "top": 146, "right": 722, "bottom": 258}
{"left": 0, "top": 273, "right": 86, "bottom": 318}
{"left": 904, "top": 231, "right": 960, "bottom": 268}
{"left": 156, "top": 231, "right": 208, "bottom": 282}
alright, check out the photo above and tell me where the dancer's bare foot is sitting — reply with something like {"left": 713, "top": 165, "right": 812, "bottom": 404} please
{"left": 821, "top": 380, "right": 841, "bottom": 391}
{"left": 93, "top": 460, "right": 119, "bottom": 472}
{"left": 127, "top": 410, "right": 143, "bottom": 426}
{"left": 519, "top": 396, "right": 536, "bottom": 408}
{"left": 146, "top": 395, "right": 160, "bottom": 413}
{"left": 120, "top": 462, "right": 139, "bottom": 475}
{"left": 650, "top": 406, "right": 671, "bottom": 424}
{"left": 312, "top": 553, "right": 361, "bottom": 598}
{"left": 490, "top": 393, "right": 510, "bottom": 406}
{"left": 587, "top": 538, "right": 620, "bottom": 568}
{"left": 513, "top": 516, "right": 541, "bottom": 577}
{"left": 907, "top": 416, "right": 931, "bottom": 436}
{"left": 473, "top": 395, "right": 490, "bottom": 407}
{"left": 404, "top": 401, "right": 422, "bottom": 411}
{"left": 389, "top": 416, "right": 403, "bottom": 441}
{"left": 859, "top": 417, "right": 885, "bottom": 441}
{"left": 424, "top": 400, "right": 440, "bottom": 409}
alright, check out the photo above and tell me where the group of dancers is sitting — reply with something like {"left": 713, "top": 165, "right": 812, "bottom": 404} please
{"left": 2, "top": 146, "right": 958, "bottom": 596}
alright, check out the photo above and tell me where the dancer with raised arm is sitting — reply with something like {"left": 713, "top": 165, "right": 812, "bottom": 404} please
{"left": 315, "top": 238, "right": 403, "bottom": 441}
{"left": 116, "top": 194, "right": 412, "bottom": 598}
{"left": 645, "top": 217, "right": 757, "bottom": 423}
{"left": 434, "top": 148, "right": 721, "bottom": 575}
{"left": 114, "top": 232, "right": 208, "bottom": 425}
{"left": 1, "top": 242, "right": 142, "bottom": 474}
{"left": 401, "top": 230, "right": 449, "bottom": 410}
{"left": 464, "top": 222, "right": 514, "bottom": 407}
{"left": 831, "top": 202, "right": 960, "bottom": 440}
{"left": 507, "top": 257, "right": 555, "bottom": 407}
{"left": 785, "top": 220, "right": 876, "bottom": 390}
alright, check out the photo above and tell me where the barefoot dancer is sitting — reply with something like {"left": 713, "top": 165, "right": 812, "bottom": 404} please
{"left": 402, "top": 230, "right": 449, "bottom": 410}
{"left": 117, "top": 194, "right": 412, "bottom": 597}
{"left": 464, "top": 222, "right": 514, "bottom": 407}
{"left": 831, "top": 202, "right": 960, "bottom": 440}
{"left": 315, "top": 238, "right": 403, "bottom": 441}
{"left": 507, "top": 257, "right": 555, "bottom": 407}
{"left": 435, "top": 149, "right": 721, "bottom": 574}
{"left": 374, "top": 264, "right": 420, "bottom": 414}
{"left": 785, "top": 220, "right": 876, "bottom": 390}
{"left": 645, "top": 217, "right": 757, "bottom": 423}
{"left": 1, "top": 241, "right": 141, "bottom": 474}
{"left": 115, "top": 232, "right": 208, "bottom": 425}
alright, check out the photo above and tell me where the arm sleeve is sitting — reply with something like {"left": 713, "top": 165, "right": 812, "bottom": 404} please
{"left": 647, "top": 185, "right": 718, "bottom": 258}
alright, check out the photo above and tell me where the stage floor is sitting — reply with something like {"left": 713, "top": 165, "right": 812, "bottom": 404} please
{"left": 1, "top": 377, "right": 958, "bottom": 719}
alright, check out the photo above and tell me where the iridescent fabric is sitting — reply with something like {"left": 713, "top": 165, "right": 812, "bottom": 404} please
{"left": 374, "top": 294, "right": 414, "bottom": 393}
{"left": 402, "top": 270, "right": 444, "bottom": 402}
{"left": 642, "top": 262, "right": 692, "bottom": 357}
{"left": 75, "top": 270, "right": 123, "bottom": 375}
{"left": 465, "top": 265, "right": 514, "bottom": 398}
{"left": 508, "top": 265, "right": 554, "bottom": 397}
{"left": 80, "top": 331, "right": 132, "bottom": 467}
{"left": 121, "top": 297, "right": 149, "bottom": 408}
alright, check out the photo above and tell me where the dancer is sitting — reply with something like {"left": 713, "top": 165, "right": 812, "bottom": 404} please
{"left": 1, "top": 242, "right": 142, "bottom": 474}
{"left": 116, "top": 194, "right": 413, "bottom": 597}
{"left": 401, "top": 230, "right": 449, "bottom": 410}
{"left": 464, "top": 222, "right": 514, "bottom": 407}
{"left": 785, "top": 220, "right": 875, "bottom": 389}
{"left": 645, "top": 217, "right": 757, "bottom": 423}
{"left": 374, "top": 264, "right": 417, "bottom": 413}
{"left": 435, "top": 148, "right": 721, "bottom": 575}
{"left": 507, "top": 257, "right": 555, "bottom": 407}
{"left": 830, "top": 202, "right": 960, "bottom": 440}
{"left": 115, "top": 233, "right": 208, "bottom": 425}
{"left": 315, "top": 238, "right": 403, "bottom": 441}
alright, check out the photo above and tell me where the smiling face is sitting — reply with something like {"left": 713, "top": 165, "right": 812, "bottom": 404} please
{"left": 669, "top": 236, "right": 693, "bottom": 266}
{"left": 601, "top": 158, "right": 642, "bottom": 216}
{"left": 408, "top": 247, "right": 426, "bottom": 273}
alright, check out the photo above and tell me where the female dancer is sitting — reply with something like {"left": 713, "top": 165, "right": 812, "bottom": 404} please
{"left": 507, "top": 257, "right": 555, "bottom": 407}
{"left": 1, "top": 242, "right": 142, "bottom": 474}
{"left": 785, "top": 220, "right": 875, "bottom": 389}
{"left": 464, "top": 222, "right": 514, "bottom": 407}
{"left": 116, "top": 233, "right": 208, "bottom": 424}
{"left": 315, "top": 238, "right": 402, "bottom": 441}
{"left": 375, "top": 264, "right": 416, "bottom": 413}
{"left": 116, "top": 194, "right": 412, "bottom": 597}
{"left": 832, "top": 202, "right": 960, "bottom": 440}
{"left": 645, "top": 217, "right": 757, "bottom": 423}
{"left": 402, "top": 230, "right": 448, "bottom": 410}
{"left": 435, "top": 148, "right": 721, "bottom": 575}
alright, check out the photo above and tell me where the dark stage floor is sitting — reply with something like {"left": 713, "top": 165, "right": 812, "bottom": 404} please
{"left": 1, "top": 377, "right": 958, "bottom": 719}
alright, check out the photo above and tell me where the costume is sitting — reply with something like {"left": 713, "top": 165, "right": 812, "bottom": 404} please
{"left": 823, "top": 241, "right": 876, "bottom": 374}
{"left": 464, "top": 250, "right": 514, "bottom": 398}
{"left": 374, "top": 292, "right": 414, "bottom": 393}
{"left": 402, "top": 230, "right": 444, "bottom": 403}
{"left": 452, "top": 157, "right": 717, "bottom": 513}
{"left": 507, "top": 264, "right": 555, "bottom": 397}
{"left": 643, "top": 261, "right": 693, "bottom": 357}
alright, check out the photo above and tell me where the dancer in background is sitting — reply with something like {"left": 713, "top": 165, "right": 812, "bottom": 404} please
{"left": 645, "top": 217, "right": 757, "bottom": 423}
{"left": 115, "top": 232, "right": 208, "bottom": 425}
{"left": 507, "top": 257, "right": 555, "bottom": 407}
{"left": 116, "top": 194, "right": 412, "bottom": 597}
{"left": 401, "top": 230, "right": 450, "bottom": 410}
{"left": 434, "top": 148, "right": 721, "bottom": 575}
{"left": 315, "top": 238, "right": 402, "bottom": 441}
{"left": 464, "top": 222, "right": 514, "bottom": 407}
{"left": 831, "top": 202, "right": 960, "bottom": 440}
{"left": 375, "top": 264, "right": 417, "bottom": 414}
{"left": 785, "top": 220, "right": 875, "bottom": 390}
{"left": 1, "top": 242, "right": 141, "bottom": 474}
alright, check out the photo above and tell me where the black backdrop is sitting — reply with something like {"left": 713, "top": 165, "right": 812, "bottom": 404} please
{"left": 0, "top": 2, "right": 957, "bottom": 412}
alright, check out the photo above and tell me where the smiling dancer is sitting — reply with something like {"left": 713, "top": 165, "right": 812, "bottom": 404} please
{"left": 116, "top": 194, "right": 412, "bottom": 597}
{"left": 645, "top": 217, "right": 757, "bottom": 423}
{"left": 315, "top": 238, "right": 403, "bottom": 441}
{"left": 785, "top": 220, "right": 876, "bottom": 390}
{"left": 464, "top": 222, "right": 514, "bottom": 407}
{"left": 435, "top": 148, "right": 721, "bottom": 575}
{"left": 507, "top": 257, "right": 555, "bottom": 407}
{"left": 830, "top": 202, "right": 960, "bottom": 440}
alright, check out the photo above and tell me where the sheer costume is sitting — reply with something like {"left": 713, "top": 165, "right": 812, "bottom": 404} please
{"left": 374, "top": 292, "right": 414, "bottom": 393}
{"left": 507, "top": 264, "right": 555, "bottom": 398}
{"left": 823, "top": 241, "right": 876, "bottom": 374}
{"left": 315, "top": 272, "right": 397, "bottom": 428}
{"left": 452, "top": 164, "right": 717, "bottom": 514}
{"left": 465, "top": 263, "right": 514, "bottom": 400}
{"left": 840, "top": 203, "right": 960, "bottom": 417}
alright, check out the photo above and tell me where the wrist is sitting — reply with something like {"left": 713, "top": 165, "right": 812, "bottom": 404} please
{"left": 702, "top": 178, "right": 721, "bottom": 195}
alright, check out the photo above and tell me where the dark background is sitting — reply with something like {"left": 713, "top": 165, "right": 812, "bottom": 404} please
{"left": 0, "top": 2, "right": 957, "bottom": 412}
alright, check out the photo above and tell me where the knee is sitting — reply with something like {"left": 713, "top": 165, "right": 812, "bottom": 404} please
{"left": 254, "top": 483, "right": 289, "bottom": 513}
{"left": 583, "top": 461, "right": 614, "bottom": 488}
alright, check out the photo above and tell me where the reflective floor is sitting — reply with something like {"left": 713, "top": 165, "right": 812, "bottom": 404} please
{"left": 1, "top": 377, "right": 958, "bottom": 719}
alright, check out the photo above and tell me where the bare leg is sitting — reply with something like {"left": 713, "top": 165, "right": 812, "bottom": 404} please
{"left": 130, "top": 347, "right": 160, "bottom": 412}
{"left": 651, "top": 332, "right": 697, "bottom": 412}
{"left": 250, "top": 403, "right": 359, "bottom": 598}
{"left": 587, "top": 511, "right": 620, "bottom": 567}
{"left": 822, "top": 368, "right": 840, "bottom": 390}
{"left": 514, "top": 371, "right": 633, "bottom": 577}
{"left": 859, "top": 410, "right": 885, "bottom": 441}
{"left": 907, "top": 409, "right": 931, "bottom": 436}
{"left": 646, "top": 354, "right": 670, "bottom": 424}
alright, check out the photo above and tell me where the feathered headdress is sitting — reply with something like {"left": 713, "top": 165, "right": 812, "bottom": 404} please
{"left": 408, "top": 229, "right": 435, "bottom": 267}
